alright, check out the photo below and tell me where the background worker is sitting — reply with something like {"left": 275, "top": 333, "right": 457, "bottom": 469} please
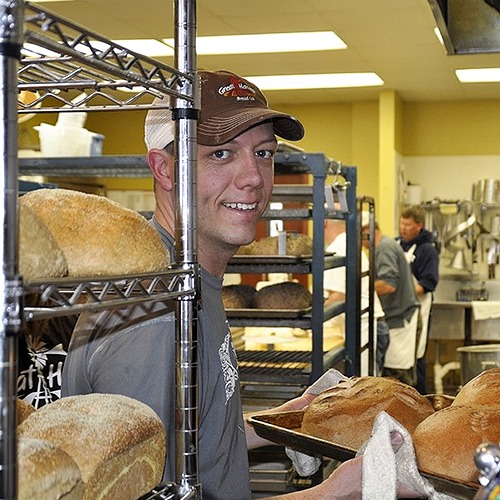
{"left": 397, "top": 205, "right": 440, "bottom": 394}
{"left": 324, "top": 217, "right": 389, "bottom": 374}
{"left": 362, "top": 219, "right": 420, "bottom": 385}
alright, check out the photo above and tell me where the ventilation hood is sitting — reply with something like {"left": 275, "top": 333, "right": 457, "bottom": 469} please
{"left": 429, "top": 0, "right": 500, "bottom": 54}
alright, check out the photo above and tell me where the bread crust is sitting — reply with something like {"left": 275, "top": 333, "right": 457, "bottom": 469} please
{"left": 18, "top": 436, "right": 83, "bottom": 500}
{"left": 17, "top": 398, "right": 36, "bottom": 426}
{"left": 19, "top": 204, "right": 68, "bottom": 280}
{"left": 20, "top": 189, "right": 169, "bottom": 277}
{"left": 238, "top": 233, "right": 313, "bottom": 256}
{"left": 452, "top": 368, "right": 500, "bottom": 407}
{"left": 301, "top": 376, "right": 435, "bottom": 450}
{"left": 18, "top": 393, "right": 166, "bottom": 500}
{"left": 413, "top": 404, "right": 500, "bottom": 482}
{"left": 253, "top": 281, "right": 312, "bottom": 309}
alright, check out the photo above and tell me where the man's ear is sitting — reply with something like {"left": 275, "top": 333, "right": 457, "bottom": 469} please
{"left": 147, "top": 149, "right": 174, "bottom": 192}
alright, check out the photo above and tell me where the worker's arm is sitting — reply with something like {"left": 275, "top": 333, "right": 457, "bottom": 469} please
{"left": 375, "top": 279, "right": 396, "bottom": 296}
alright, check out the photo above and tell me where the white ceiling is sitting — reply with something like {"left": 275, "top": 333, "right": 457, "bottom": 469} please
{"left": 33, "top": 0, "right": 500, "bottom": 105}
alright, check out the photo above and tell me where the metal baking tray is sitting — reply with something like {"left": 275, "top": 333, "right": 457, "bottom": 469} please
{"left": 248, "top": 411, "right": 479, "bottom": 499}
{"left": 226, "top": 307, "right": 312, "bottom": 319}
{"left": 229, "top": 252, "right": 333, "bottom": 265}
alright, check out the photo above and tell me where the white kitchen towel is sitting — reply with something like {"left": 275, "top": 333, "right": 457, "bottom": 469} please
{"left": 285, "top": 369, "right": 349, "bottom": 476}
{"left": 472, "top": 301, "right": 500, "bottom": 320}
{"left": 360, "top": 411, "right": 454, "bottom": 500}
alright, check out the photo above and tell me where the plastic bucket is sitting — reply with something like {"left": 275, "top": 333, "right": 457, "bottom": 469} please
{"left": 456, "top": 344, "right": 500, "bottom": 384}
{"left": 35, "top": 123, "right": 94, "bottom": 157}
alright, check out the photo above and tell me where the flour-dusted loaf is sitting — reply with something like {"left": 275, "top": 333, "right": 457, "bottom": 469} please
{"left": 18, "top": 393, "right": 166, "bottom": 500}
{"left": 17, "top": 398, "right": 36, "bottom": 426}
{"left": 20, "top": 189, "right": 169, "bottom": 277}
{"left": 413, "top": 404, "right": 500, "bottom": 482}
{"left": 19, "top": 203, "right": 68, "bottom": 280}
{"left": 452, "top": 368, "right": 500, "bottom": 407}
{"left": 301, "top": 376, "right": 435, "bottom": 450}
{"left": 253, "top": 281, "right": 312, "bottom": 309}
{"left": 18, "top": 436, "right": 83, "bottom": 500}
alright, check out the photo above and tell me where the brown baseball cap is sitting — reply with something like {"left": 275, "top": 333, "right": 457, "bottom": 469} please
{"left": 145, "top": 70, "right": 304, "bottom": 149}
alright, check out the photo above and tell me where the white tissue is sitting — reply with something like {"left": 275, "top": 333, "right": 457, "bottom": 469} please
{"left": 286, "top": 369, "right": 348, "bottom": 476}
{"left": 360, "top": 411, "right": 455, "bottom": 500}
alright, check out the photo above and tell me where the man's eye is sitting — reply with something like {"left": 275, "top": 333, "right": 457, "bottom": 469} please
{"left": 212, "top": 149, "right": 230, "bottom": 159}
{"left": 256, "top": 149, "right": 274, "bottom": 159}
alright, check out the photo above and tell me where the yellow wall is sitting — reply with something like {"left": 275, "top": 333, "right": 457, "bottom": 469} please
{"left": 28, "top": 96, "right": 500, "bottom": 219}
{"left": 402, "top": 99, "right": 500, "bottom": 156}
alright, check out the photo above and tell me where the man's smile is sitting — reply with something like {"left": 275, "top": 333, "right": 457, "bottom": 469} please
{"left": 222, "top": 202, "right": 258, "bottom": 211}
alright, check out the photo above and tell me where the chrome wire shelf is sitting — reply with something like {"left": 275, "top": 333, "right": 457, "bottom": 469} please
{"left": 23, "top": 269, "right": 196, "bottom": 321}
{"left": 18, "top": 2, "right": 193, "bottom": 113}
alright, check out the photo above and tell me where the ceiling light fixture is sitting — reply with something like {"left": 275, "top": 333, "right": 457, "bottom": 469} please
{"left": 456, "top": 68, "right": 500, "bottom": 83}
{"left": 163, "top": 31, "right": 346, "bottom": 55}
{"left": 245, "top": 73, "right": 384, "bottom": 90}
{"left": 434, "top": 27, "right": 445, "bottom": 46}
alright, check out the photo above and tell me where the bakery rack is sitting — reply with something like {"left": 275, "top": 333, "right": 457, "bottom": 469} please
{"left": 226, "top": 154, "right": 376, "bottom": 408}
{"left": 1, "top": 1, "right": 201, "bottom": 499}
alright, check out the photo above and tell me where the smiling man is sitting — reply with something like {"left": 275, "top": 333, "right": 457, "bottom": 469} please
{"left": 62, "top": 71, "right": 421, "bottom": 500}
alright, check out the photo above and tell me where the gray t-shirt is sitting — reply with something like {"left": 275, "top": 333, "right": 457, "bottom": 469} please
{"left": 375, "top": 235, "right": 419, "bottom": 329}
{"left": 62, "top": 221, "right": 251, "bottom": 500}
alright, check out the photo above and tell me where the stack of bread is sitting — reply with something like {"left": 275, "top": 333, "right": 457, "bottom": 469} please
{"left": 19, "top": 188, "right": 169, "bottom": 280}
{"left": 17, "top": 393, "right": 166, "bottom": 500}
{"left": 299, "top": 370, "right": 500, "bottom": 484}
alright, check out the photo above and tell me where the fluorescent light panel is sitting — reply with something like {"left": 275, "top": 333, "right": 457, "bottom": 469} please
{"left": 434, "top": 27, "right": 444, "bottom": 46}
{"left": 246, "top": 73, "right": 384, "bottom": 90}
{"left": 163, "top": 31, "right": 346, "bottom": 55}
{"left": 456, "top": 68, "right": 500, "bottom": 83}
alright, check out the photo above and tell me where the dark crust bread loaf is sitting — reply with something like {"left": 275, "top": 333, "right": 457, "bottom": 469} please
{"left": 222, "top": 284, "right": 257, "bottom": 309}
{"left": 301, "top": 376, "right": 435, "bottom": 450}
{"left": 18, "top": 393, "right": 166, "bottom": 500}
{"left": 19, "top": 204, "right": 68, "bottom": 280}
{"left": 452, "top": 368, "right": 500, "bottom": 407}
{"left": 413, "top": 404, "right": 500, "bottom": 482}
{"left": 253, "top": 281, "right": 312, "bottom": 309}
{"left": 18, "top": 436, "right": 84, "bottom": 500}
{"left": 20, "top": 188, "right": 169, "bottom": 277}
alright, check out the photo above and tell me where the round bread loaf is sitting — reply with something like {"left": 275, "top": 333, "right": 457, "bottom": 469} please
{"left": 413, "top": 404, "right": 500, "bottom": 482}
{"left": 239, "top": 233, "right": 313, "bottom": 256}
{"left": 253, "top": 281, "right": 312, "bottom": 309}
{"left": 18, "top": 436, "right": 83, "bottom": 500}
{"left": 17, "top": 398, "right": 36, "bottom": 426}
{"left": 18, "top": 393, "right": 166, "bottom": 500}
{"left": 20, "top": 189, "right": 169, "bottom": 277}
{"left": 452, "top": 368, "right": 500, "bottom": 407}
{"left": 236, "top": 240, "right": 258, "bottom": 255}
{"left": 301, "top": 376, "right": 435, "bottom": 450}
{"left": 19, "top": 204, "right": 68, "bottom": 280}
{"left": 222, "top": 284, "right": 256, "bottom": 309}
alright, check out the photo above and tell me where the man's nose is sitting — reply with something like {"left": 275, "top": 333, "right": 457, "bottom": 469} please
{"left": 235, "top": 155, "right": 265, "bottom": 188}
